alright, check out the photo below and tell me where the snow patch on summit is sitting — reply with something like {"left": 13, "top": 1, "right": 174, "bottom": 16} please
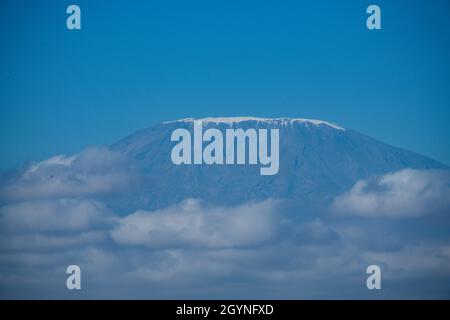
{"left": 164, "top": 117, "right": 345, "bottom": 130}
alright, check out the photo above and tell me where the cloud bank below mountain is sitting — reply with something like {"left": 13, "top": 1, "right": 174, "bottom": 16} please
{"left": 333, "top": 169, "right": 450, "bottom": 218}
{"left": 0, "top": 141, "right": 449, "bottom": 298}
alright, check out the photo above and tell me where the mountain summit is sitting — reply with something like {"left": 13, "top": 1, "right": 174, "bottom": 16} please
{"left": 164, "top": 117, "right": 345, "bottom": 130}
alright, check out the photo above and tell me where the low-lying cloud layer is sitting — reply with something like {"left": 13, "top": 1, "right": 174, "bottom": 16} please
{"left": 112, "top": 199, "right": 280, "bottom": 249}
{"left": 1, "top": 199, "right": 109, "bottom": 232}
{"left": 333, "top": 169, "right": 450, "bottom": 218}
{"left": 1, "top": 149, "right": 450, "bottom": 298}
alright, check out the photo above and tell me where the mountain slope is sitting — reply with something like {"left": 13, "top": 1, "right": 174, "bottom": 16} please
{"left": 111, "top": 117, "right": 446, "bottom": 210}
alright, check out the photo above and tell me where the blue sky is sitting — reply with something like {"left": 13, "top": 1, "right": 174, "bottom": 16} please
{"left": 1, "top": 0, "right": 449, "bottom": 170}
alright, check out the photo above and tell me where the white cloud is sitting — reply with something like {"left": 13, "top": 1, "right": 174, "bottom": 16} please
{"left": 291, "top": 219, "right": 340, "bottom": 244}
{"left": 111, "top": 199, "right": 280, "bottom": 249}
{"left": 0, "top": 147, "right": 138, "bottom": 202}
{"left": 333, "top": 169, "right": 450, "bottom": 218}
{"left": 24, "top": 155, "right": 77, "bottom": 177}
{"left": 0, "top": 198, "right": 111, "bottom": 232}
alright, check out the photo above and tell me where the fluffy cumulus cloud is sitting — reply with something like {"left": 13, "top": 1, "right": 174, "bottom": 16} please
{"left": 0, "top": 147, "right": 138, "bottom": 202}
{"left": 0, "top": 147, "right": 129, "bottom": 253}
{"left": 333, "top": 169, "right": 450, "bottom": 218}
{"left": 111, "top": 199, "right": 280, "bottom": 249}
{"left": 0, "top": 197, "right": 113, "bottom": 252}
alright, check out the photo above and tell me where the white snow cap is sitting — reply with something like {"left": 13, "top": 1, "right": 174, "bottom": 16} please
{"left": 165, "top": 117, "right": 345, "bottom": 130}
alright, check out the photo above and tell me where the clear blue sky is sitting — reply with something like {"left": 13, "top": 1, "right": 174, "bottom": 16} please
{"left": 1, "top": 0, "right": 449, "bottom": 170}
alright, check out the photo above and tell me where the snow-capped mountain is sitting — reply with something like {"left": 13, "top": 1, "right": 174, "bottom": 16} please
{"left": 111, "top": 117, "right": 446, "bottom": 210}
